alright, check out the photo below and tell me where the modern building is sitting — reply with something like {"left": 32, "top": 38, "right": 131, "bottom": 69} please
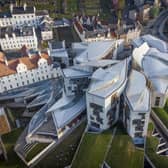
{"left": 86, "top": 59, "right": 128, "bottom": 131}
{"left": 48, "top": 41, "right": 69, "bottom": 68}
{"left": 0, "top": 26, "right": 38, "bottom": 50}
{"left": 62, "top": 67, "right": 91, "bottom": 96}
{"left": 0, "top": 49, "right": 60, "bottom": 93}
{"left": 132, "top": 35, "right": 168, "bottom": 107}
{"left": 0, "top": 3, "right": 49, "bottom": 28}
{"left": 73, "top": 40, "right": 124, "bottom": 64}
{"left": 123, "top": 70, "right": 151, "bottom": 145}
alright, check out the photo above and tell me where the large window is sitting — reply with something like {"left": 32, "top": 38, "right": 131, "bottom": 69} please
{"left": 155, "top": 97, "right": 160, "bottom": 106}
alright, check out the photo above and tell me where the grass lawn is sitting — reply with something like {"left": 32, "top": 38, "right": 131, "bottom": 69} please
{"left": 153, "top": 100, "right": 168, "bottom": 128}
{"left": 72, "top": 130, "right": 112, "bottom": 168}
{"left": 35, "top": 121, "right": 86, "bottom": 168}
{"left": 25, "top": 143, "right": 49, "bottom": 162}
{"left": 0, "top": 128, "right": 26, "bottom": 168}
{"left": 146, "top": 122, "right": 168, "bottom": 168}
{"left": 106, "top": 125, "right": 144, "bottom": 168}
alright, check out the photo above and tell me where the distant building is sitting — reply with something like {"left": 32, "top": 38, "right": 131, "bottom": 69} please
{"left": 132, "top": 35, "right": 168, "bottom": 108}
{"left": 86, "top": 59, "right": 128, "bottom": 131}
{"left": 39, "top": 16, "right": 53, "bottom": 41}
{"left": 123, "top": 70, "right": 150, "bottom": 145}
{"left": 0, "top": 49, "right": 60, "bottom": 93}
{"left": 0, "top": 107, "right": 11, "bottom": 135}
{"left": 0, "top": 3, "right": 49, "bottom": 28}
{"left": 0, "top": 26, "right": 38, "bottom": 50}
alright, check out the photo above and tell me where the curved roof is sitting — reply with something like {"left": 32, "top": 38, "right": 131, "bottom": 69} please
{"left": 132, "top": 35, "right": 168, "bottom": 94}
{"left": 48, "top": 92, "right": 86, "bottom": 129}
{"left": 88, "top": 59, "right": 128, "bottom": 98}
{"left": 126, "top": 70, "right": 150, "bottom": 112}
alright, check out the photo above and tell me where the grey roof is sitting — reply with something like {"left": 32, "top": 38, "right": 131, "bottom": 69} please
{"left": 132, "top": 35, "right": 168, "bottom": 94}
{"left": 0, "top": 26, "right": 34, "bottom": 38}
{"left": 88, "top": 59, "right": 128, "bottom": 98}
{"left": 12, "top": 7, "right": 34, "bottom": 14}
{"left": 63, "top": 67, "right": 92, "bottom": 78}
{"left": 49, "top": 93, "right": 86, "bottom": 129}
{"left": 126, "top": 70, "right": 150, "bottom": 112}
{"left": 0, "top": 12, "right": 12, "bottom": 18}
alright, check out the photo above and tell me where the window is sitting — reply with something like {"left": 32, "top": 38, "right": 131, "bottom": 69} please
{"left": 155, "top": 97, "right": 160, "bottom": 106}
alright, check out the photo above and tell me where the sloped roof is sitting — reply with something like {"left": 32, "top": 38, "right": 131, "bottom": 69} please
{"left": 126, "top": 70, "right": 150, "bottom": 112}
{"left": 88, "top": 59, "right": 128, "bottom": 98}
{"left": 48, "top": 92, "right": 86, "bottom": 129}
{"left": 132, "top": 35, "right": 168, "bottom": 94}
{"left": 75, "top": 41, "right": 115, "bottom": 63}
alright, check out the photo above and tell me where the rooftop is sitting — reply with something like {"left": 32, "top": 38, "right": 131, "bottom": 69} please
{"left": 0, "top": 50, "right": 51, "bottom": 78}
{"left": 125, "top": 70, "right": 150, "bottom": 112}
{"left": 0, "top": 26, "right": 34, "bottom": 38}
{"left": 12, "top": 6, "right": 35, "bottom": 14}
{"left": 132, "top": 35, "right": 168, "bottom": 94}
{"left": 88, "top": 59, "right": 128, "bottom": 98}
{"left": 47, "top": 92, "right": 86, "bottom": 129}
{"left": 62, "top": 67, "right": 92, "bottom": 78}
{"left": 74, "top": 41, "right": 115, "bottom": 64}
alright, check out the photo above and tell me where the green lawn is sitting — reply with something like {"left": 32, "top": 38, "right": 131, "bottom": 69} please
{"left": 146, "top": 122, "right": 168, "bottom": 168}
{"left": 25, "top": 143, "right": 49, "bottom": 162}
{"left": 72, "top": 130, "right": 112, "bottom": 168}
{"left": 0, "top": 128, "right": 26, "bottom": 168}
{"left": 36, "top": 121, "right": 86, "bottom": 168}
{"left": 153, "top": 100, "right": 168, "bottom": 128}
{"left": 106, "top": 125, "right": 144, "bottom": 168}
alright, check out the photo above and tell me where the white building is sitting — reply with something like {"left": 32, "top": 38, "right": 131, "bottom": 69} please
{"left": 0, "top": 50, "right": 60, "bottom": 93}
{"left": 132, "top": 35, "right": 168, "bottom": 108}
{"left": 0, "top": 26, "right": 38, "bottom": 50}
{"left": 0, "top": 3, "right": 49, "bottom": 28}
{"left": 86, "top": 59, "right": 128, "bottom": 131}
{"left": 40, "top": 16, "right": 53, "bottom": 41}
{"left": 123, "top": 70, "right": 151, "bottom": 145}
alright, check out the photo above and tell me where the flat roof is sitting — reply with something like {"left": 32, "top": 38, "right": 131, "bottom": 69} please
{"left": 63, "top": 67, "right": 91, "bottom": 78}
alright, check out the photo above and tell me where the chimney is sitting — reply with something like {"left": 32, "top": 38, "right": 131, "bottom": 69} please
{"left": 5, "top": 57, "right": 8, "bottom": 66}
{"left": 23, "top": 3, "right": 27, "bottom": 11}
{"left": 10, "top": 3, "right": 13, "bottom": 13}
{"left": 38, "top": 50, "right": 42, "bottom": 57}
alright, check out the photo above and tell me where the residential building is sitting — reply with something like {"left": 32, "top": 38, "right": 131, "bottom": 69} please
{"left": 0, "top": 107, "right": 11, "bottom": 135}
{"left": 0, "top": 3, "right": 49, "bottom": 28}
{"left": 0, "top": 49, "right": 60, "bottom": 93}
{"left": 86, "top": 59, "right": 128, "bottom": 131}
{"left": 0, "top": 26, "right": 38, "bottom": 50}
{"left": 132, "top": 35, "right": 168, "bottom": 107}
{"left": 39, "top": 16, "right": 53, "bottom": 41}
{"left": 123, "top": 70, "right": 151, "bottom": 145}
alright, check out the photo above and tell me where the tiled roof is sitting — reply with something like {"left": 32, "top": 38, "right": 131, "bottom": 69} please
{"left": 0, "top": 51, "right": 52, "bottom": 78}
